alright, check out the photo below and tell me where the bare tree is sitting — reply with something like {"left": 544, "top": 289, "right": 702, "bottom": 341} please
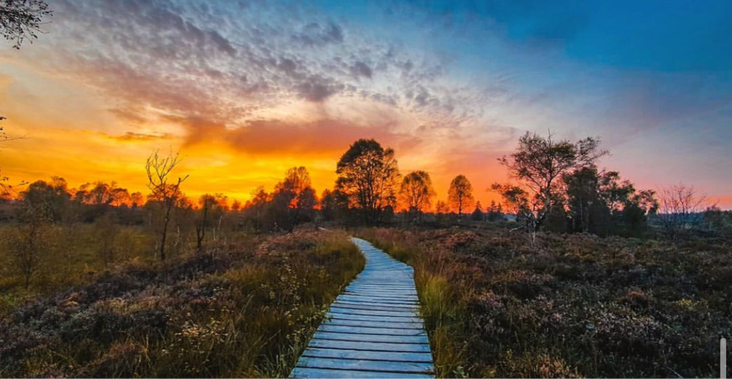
{"left": 448, "top": 175, "right": 474, "bottom": 221}
{"left": 658, "top": 184, "right": 709, "bottom": 238}
{"left": 146, "top": 150, "right": 188, "bottom": 262}
{"left": 1, "top": 0, "right": 52, "bottom": 49}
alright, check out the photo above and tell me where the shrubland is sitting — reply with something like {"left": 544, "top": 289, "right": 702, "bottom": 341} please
{"left": 360, "top": 225, "right": 731, "bottom": 378}
{"left": 0, "top": 229, "right": 363, "bottom": 377}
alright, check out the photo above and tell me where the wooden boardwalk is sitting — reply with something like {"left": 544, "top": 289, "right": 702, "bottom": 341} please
{"left": 290, "top": 238, "right": 434, "bottom": 378}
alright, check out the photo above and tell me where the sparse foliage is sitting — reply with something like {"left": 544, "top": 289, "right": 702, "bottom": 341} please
{"left": 657, "top": 184, "right": 709, "bottom": 238}
{"left": 145, "top": 150, "right": 188, "bottom": 261}
{"left": 0, "top": 0, "right": 52, "bottom": 49}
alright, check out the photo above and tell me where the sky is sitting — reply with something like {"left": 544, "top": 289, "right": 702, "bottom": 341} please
{"left": 1, "top": 0, "right": 731, "bottom": 208}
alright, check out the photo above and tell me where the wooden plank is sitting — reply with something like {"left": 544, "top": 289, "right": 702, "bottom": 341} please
{"left": 291, "top": 367, "right": 433, "bottom": 378}
{"left": 324, "top": 319, "right": 424, "bottom": 330}
{"left": 330, "top": 302, "right": 417, "bottom": 313}
{"left": 313, "top": 331, "right": 429, "bottom": 345}
{"left": 296, "top": 356, "right": 434, "bottom": 373}
{"left": 308, "top": 339, "right": 432, "bottom": 353}
{"left": 291, "top": 237, "right": 434, "bottom": 378}
{"left": 328, "top": 307, "right": 418, "bottom": 318}
{"left": 302, "top": 348, "right": 433, "bottom": 363}
{"left": 327, "top": 311, "right": 422, "bottom": 324}
{"left": 333, "top": 297, "right": 419, "bottom": 311}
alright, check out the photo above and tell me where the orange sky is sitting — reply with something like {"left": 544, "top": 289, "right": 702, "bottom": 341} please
{"left": 0, "top": 60, "right": 506, "bottom": 206}
{"left": 1, "top": 1, "right": 730, "bottom": 210}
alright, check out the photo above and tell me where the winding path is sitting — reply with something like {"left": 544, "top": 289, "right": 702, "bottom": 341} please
{"left": 290, "top": 237, "right": 435, "bottom": 378}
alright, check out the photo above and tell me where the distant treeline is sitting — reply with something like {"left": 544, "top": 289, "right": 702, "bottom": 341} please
{"left": 2, "top": 134, "right": 729, "bottom": 243}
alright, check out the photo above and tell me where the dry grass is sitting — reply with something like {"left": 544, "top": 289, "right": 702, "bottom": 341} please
{"left": 0, "top": 229, "right": 364, "bottom": 377}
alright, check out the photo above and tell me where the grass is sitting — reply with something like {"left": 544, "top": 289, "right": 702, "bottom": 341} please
{"left": 358, "top": 225, "right": 732, "bottom": 378}
{"left": 0, "top": 228, "right": 364, "bottom": 377}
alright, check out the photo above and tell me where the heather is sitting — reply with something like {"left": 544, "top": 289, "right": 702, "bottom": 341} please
{"left": 361, "top": 225, "right": 731, "bottom": 378}
{"left": 0, "top": 229, "right": 364, "bottom": 377}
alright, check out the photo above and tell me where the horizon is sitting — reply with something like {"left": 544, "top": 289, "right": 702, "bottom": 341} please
{"left": 1, "top": 0, "right": 731, "bottom": 208}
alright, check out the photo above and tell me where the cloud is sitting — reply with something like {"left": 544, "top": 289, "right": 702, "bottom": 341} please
{"left": 293, "top": 22, "right": 344, "bottom": 46}
{"left": 110, "top": 132, "right": 174, "bottom": 142}
{"left": 171, "top": 115, "right": 419, "bottom": 156}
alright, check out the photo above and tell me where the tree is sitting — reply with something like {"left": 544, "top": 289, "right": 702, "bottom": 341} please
{"left": 563, "top": 167, "right": 657, "bottom": 237}
{"left": 435, "top": 201, "right": 450, "bottom": 214}
{"left": 196, "top": 194, "right": 227, "bottom": 251}
{"left": 494, "top": 132, "right": 606, "bottom": 241}
{"left": 471, "top": 201, "right": 484, "bottom": 221}
{"left": 245, "top": 186, "right": 269, "bottom": 233}
{"left": 448, "top": 175, "right": 474, "bottom": 221}
{"left": 399, "top": 170, "right": 436, "bottom": 223}
{"left": 272, "top": 167, "right": 318, "bottom": 231}
{"left": 145, "top": 150, "right": 188, "bottom": 262}
{"left": 336, "top": 139, "right": 399, "bottom": 225}
{"left": 486, "top": 200, "right": 503, "bottom": 221}
{"left": 0, "top": 0, "right": 52, "bottom": 49}
{"left": 658, "top": 184, "right": 709, "bottom": 239}
{"left": 20, "top": 177, "right": 70, "bottom": 222}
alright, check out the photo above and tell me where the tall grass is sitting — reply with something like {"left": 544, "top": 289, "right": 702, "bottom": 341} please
{"left": 0, "top": 229, "right": 364, "bottom": 377}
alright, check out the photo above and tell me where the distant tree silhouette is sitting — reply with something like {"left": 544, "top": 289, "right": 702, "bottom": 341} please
{"left": 399, "top": 170, "right": 435, "bottom": 223}
{"left": 486, "top": 200, "right": 503, "bottom": 221}
{"left": 471, "top": 201, "right": 484, "bottom": 221}
{"left": 196, "top": 194, "right": 227, "bottom": 251}
{"left": 448, "top": 175, "right": 474, "bottom": 221}
{"left": 145, "top": 150, "right": 188, "bottom": 262}
{"left": 272, "top": 167, "right": 317, "bottom": 232}
{"left": 658, "top": 184, "right": 709, "bottom": 239}
{"left": 494, "top": 132, "right": 607, "bottom": 242}
{"left": 336, "top": 139, "right": 399, "bottom": 225}
{"left": 245, "top": 186, "right": 269, "bottom": 233}
{"left": 563, "top": 167, "right": 657, "bottom": 236}
{"left": 1, "top": 0, "right": 52, "bottom": 49}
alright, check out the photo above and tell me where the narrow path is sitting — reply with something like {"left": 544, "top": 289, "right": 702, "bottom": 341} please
{"left": 290, "top": 237, "right": 434, "bottom": 378}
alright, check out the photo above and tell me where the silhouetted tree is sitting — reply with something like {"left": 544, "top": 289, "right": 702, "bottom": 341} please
{"left": 245, "top": 186, "right": 269, "bottom": 233}
{"left": 448, "top": 174, "right": 474, "bottom": 221}
{"left": 20, "top": 177, "right": 70, "bottom": 222}
{"left": 486, "top": 200, "right": 503, "bottom": 221}
{"left": 494, "top": 132, "right": 606, "bottom": 242}
{"left": 658, "top": 184, "right": 709, "bottom": 239}
{"left": 564, "top": 167, "right": 656, "bottom": 237}
{"left": 336, "top": 139, "right": 399, "bottom": 225}
{"left": 0, "top": 0, "right": 52, "bottom": 49}
{"left": 145, "top": 150, "right": 188, "bottom": 262}
{"left": 196, "top": 194, "right": 227, "bottom": 251}
{"left": 272, "top": 167, "right": 318, "bottom": 231}
{"left": 471, "top": 201, "right": 484, "bottom": 221}
{"left": 399, "top": 170, "right": 435, "bottom": 223}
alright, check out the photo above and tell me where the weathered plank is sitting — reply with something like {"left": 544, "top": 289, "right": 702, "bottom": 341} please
{"left": 302, "top": 348, "right": 433, "bottom": 363}
{"left": 290, "top": 367, "right": 433, "bottom": 378}
{"left": 290, "top": 238, "right": 434, "bottom": 378}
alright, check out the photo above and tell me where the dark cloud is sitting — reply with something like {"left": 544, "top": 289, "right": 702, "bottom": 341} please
{"left": 293, "top": 22, "right": 344, "bottom": 47}
{"left": 109, "top": 132, "right": 173, "bottom": 142}
{"left": 173, "top": 115, "right": 417, "bottom": 156}
{"left": 350, "top": 61, "right": 373, "bottom": 79}
{"left": 296, "top": 76, "right": 343, "bottom": 102}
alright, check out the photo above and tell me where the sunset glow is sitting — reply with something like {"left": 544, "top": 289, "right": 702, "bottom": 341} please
{"left": 1, "top": 1, "right": 731, "bottom": 207}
